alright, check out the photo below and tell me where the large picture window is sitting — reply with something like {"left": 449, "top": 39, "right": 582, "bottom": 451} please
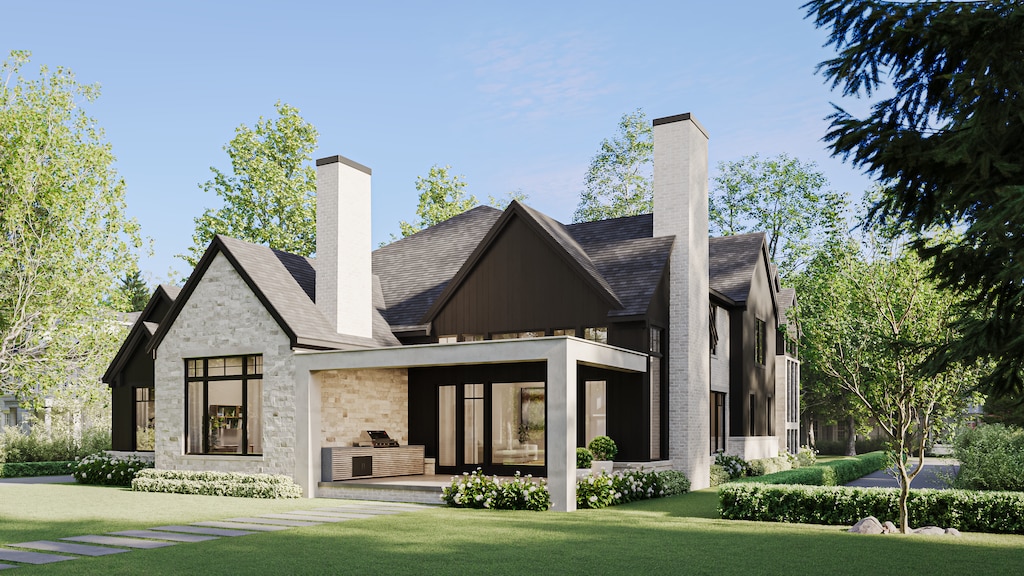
{"left": 185, "top": 355, "right": 263, "bottom": 455}
{"left": 134, "top": 387, "right": 155, "bottom": 451}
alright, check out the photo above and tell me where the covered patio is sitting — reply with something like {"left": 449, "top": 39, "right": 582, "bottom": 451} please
{"left": 293, "top": 336, "right": 648, "bottom": 511}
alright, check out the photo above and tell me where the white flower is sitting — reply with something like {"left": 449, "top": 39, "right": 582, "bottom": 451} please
{"left": 589, "top": 495, "right": 597, "bottom": 503}
{"left": 475, "top": 494, "right": 483, "bottom": 501}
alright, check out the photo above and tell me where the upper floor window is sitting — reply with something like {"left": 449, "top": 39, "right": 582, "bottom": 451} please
{"left": 649, "top": 326, "right": 663, "bottom": 355}
{"left": 584, "top": 327, "right": 608, "bottom": 344}
{"left": 437, "top": 335, "right": 458, "bottom": 344}
{"left": 710, "top": 305, "right": 719, "bottom": 356}
{"left": 185, "top": 355, "right": 263, "bottom": 456}
{"left": 462, "top": 334, "right": 484, "bottom": 342}
{"left": 492, "top": 331, "right": 545, "bottom": 340}
{"left": 553, "top": 328, "right": 576, "bottom": 337}
{"left": 755, "top": 318, "right": 766, "bottom": 365}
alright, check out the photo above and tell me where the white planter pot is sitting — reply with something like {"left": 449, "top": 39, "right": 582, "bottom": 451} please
{"left": 576, "top": 468, "right": 592, "bottom": 479}
{"left": 591, "top": 460, "right": 613, "bottom": 475}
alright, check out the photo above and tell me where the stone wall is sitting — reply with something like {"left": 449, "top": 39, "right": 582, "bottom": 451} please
{"left": 154, "top": 252, "right": 296, "bottom": 475}
{"left": 319, "top": 368, "right": 409, "bottom": 447}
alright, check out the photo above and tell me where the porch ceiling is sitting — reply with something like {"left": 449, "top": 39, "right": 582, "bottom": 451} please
{"left": 293, "top": 336, "right": 648, "bottom": 374}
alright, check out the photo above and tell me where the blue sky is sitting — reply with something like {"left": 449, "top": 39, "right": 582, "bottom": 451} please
{"left": 6, "top": 0, "right": 874, "bottom": 283}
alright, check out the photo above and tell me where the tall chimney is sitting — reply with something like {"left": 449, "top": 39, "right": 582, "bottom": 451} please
{"left": 315, "top": 155, "right": 373, "bottom": 340}
{"left": 653, "top": 113, "right": 710, "bottom": 490}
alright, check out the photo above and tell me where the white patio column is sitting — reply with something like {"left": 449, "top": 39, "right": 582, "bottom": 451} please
{"left": 546, "top": 340, "right": 577, "bottom": 512}
{"left": 294, "top": 369, "right": 322, "bottom": 498}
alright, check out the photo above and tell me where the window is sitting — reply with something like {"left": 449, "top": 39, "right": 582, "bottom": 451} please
{"left": 464, "top": 383, "right": 484, "bottom": 465}
{"left": 710, "top": 305, "right": 719, "bottom": 355}
{"left": 767, "top": 395, "right": 775, "bottom": 436}
{"left": 584, "top": 327, "right": 608, "bottom": 344}
{"left": 134, "top": 387, "right": 155, "bottom": 451}
{"left": 650, "top": 326, "right": 662, "bottom": 354}
{"left": 462, "top": 334, "right": 484, "bottom": 342}
{"left": 491, "top": 331, "right": 545, "bottom": 340}
{"left": 584, "top": 380, "right": 607, "bottom": 445}
{"left": 755, "top": 318, "right": 766, "bottom": 365}
{"left": 185, "top": 355, "right": 263, "bottom": 455}
{"left": 711, "top": 392, "right": 726, "bottom": 454}
{"left": 553, "top": 328, "right": 576, "bottom": 337}
{"left": 749, "top": 393, "right": 756, "bottom": 436}
{"left": 437, "top": 335, "right": 458, "bottom": 344}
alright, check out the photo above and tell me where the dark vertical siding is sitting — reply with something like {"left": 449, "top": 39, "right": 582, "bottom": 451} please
{"left": 110, "top": 382, "right": 134, "bottom": 451}
{"left": 727, "top": 249, "right": 777, "bottom": 438}
{"left": 433, "top": 216, "right": 612, "bottom": 335}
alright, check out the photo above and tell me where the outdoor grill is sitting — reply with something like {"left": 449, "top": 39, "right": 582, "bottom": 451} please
{"left": 358, "top": 430, "right": 400, "bottom": 448}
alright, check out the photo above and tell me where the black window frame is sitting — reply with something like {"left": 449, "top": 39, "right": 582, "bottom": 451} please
{"left": 184, "top": 354, "right": 263, "bottom": 456}
{"left": 755, "top": 318, "right": 766, "bottom": 365}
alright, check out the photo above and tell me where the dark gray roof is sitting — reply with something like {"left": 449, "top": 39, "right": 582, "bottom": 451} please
{"left": 372, "top": 206, "right": 502, "bottom": 328}
{"left": 216, "top": 236, "right": 399, "bottom": 348}
{"left": 709, "top": 232, "right": 767, "bottom": 303}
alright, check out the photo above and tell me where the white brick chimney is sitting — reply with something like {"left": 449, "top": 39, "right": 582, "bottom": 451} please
{"left": 315, "top": 155, "right": 373, "bottom": 340}
{"left": 653, "top": 113, "right": 711, "bottom": 489}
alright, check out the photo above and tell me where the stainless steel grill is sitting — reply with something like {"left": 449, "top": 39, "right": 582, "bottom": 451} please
{"left": 358, "top": 430, "right": 400, "bottom": 448}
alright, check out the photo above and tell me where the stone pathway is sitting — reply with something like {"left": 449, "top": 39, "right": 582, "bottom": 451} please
{"left": 0, "top": 500, "right": 430, "bottom": 570}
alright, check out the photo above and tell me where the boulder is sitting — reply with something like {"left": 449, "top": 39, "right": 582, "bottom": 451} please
{"left": 849, "top": 516, "right": 885, "bottom": 534}
{"left": 912, "top": 526, "right": 946, "bottom": 536}
{"left": 945, "top": 528, "right": 962, "bottom": 537}
{"left": 882, "top": 521, "right": 898, "bottom": 534}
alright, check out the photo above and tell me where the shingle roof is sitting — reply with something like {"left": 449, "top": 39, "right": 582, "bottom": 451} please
{"left": 708, "top": 232, "right": 767, "bottom": 303}
{"left": 372, "top": 206, "right": 502, "bottom": 328}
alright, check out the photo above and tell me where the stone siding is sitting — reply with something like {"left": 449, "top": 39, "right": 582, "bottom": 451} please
{"left": 153, "top": 252, "right": 296, "bottom": 475}
{"left": 320, "top": 368, "right": 409, "bottom": 447}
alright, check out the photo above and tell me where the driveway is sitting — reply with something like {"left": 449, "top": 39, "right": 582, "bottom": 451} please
{"left": 0, "top": 475, "right": 74, "bottom": 484}
{"left": 845, "top": 457, "right": 959, "bottom": 489}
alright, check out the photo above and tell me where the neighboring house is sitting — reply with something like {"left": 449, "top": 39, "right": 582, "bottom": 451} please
{"left": 102, "top": 113, "right": 799, "bottom": 511}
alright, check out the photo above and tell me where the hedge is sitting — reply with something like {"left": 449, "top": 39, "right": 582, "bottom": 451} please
{"left": 0, "top": 460, "right": 74, "bottom": 478}
{"left": 734, "top": 451, "right": 888, "bottom": 486}
{"left": 131, "top": 469, "right": 302, "bottom": 498}
{"left": 718, "top": 483, "right": 1024, "bottom": 534}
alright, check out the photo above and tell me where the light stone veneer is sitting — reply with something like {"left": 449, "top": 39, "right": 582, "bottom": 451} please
{"left": 154, "top": 252, "right": 296, "bottom": 475}
{"left": 727, "top": 436, "right": 779, "bottom": 461}
{"left": 320, "top": 368, "right": 409, "bottom": 447}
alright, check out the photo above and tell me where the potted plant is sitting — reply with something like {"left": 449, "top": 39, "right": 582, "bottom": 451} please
{"left": 576, "top": 447, "right": 594, "bottom": 478}
{"left": 588, "top": 435, "right": 617, "bottom": 475}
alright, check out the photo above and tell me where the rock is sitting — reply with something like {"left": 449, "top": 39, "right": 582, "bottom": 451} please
{"left": 882, "top": 521, "right": 897, "bottom": 534}
{"left": 945, "top": 528, "right": 962, "bottom": 537}
{"left": 849, "top": 516, "right": 885, "bottom": 534}
{"left": 912, "top": 526, "right": 945, "bottom": 536}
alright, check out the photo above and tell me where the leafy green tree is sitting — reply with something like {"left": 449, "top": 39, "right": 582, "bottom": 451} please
{"left": 183, "top": 101, "right": 318, "bottom": 267}
{"left": 806, "top": 0, "right": 1024, "bottom": 396}
{"left": 0, "top": 51, "right": 141, "bottom": 407}
{"left": 573, "top": 108, "right": 653, "bottom": 223}
{"left": 117, "top": 269, "right": 151, "bottom": 312}
{"left": 711, "top": 154, "right": 845, "bottom": 278}
{"left": 797, "top": 230, "right": 980, "bottom": 533}
{"left": 398, "top": 165, "right": 478, "bottom": 238}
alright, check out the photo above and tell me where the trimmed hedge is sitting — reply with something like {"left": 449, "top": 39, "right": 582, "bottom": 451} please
{"left": 131, "top": 469, "right": 302, "bottom": 498}
{"left": 0, "top": 460, "right": 74, "bottom": 478}
{"left": 953, "top": 424, "right": 1024, "bottom": 491}
{"left": 718, "top": 483, "right": 1024, "bottom": 534}
{"left": 734, "top": 451, "right": 888, "bottom": 486}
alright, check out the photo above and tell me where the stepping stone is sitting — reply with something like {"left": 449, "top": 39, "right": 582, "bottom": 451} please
{"left": 193, "top": 521, "right": 290, "bottom": 532}
{"left": 316, "top": 506, "right": 398, "bottom": 515}
{"left": 63, "top": 535, "right": 175, "bottom": 549}
{"left": 148, "top": 525, "right": 254, "bottom": 537}
{"left": 9, "top": 540, "right": 128, "bottom": 557}
{"left": 0, "top": 563, "right": 17, "bottom": 570}
{"left": 262, "top": 513, "right": 343, "bottom": 523}
{"left": 289, "top": 510, "right": 373, "bottom": 519}
{"left": 225, "top": 517, "right": 321, "bottom": 527}
{"left": 109, "top": 530, "right": 219, "bottom": 543}
{"left": 0, "top": 548, "right": 77, "bottom": 564}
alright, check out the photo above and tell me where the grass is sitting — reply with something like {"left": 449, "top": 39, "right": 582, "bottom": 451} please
{"left": 2, "top": 483, "right": 1023, "bottom": 575}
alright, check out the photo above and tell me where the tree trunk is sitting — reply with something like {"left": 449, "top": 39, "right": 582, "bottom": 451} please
{"left": 844, "top": 415, "right": 857, "bottom": 456}
{"left": 896, "top": 449, "right": 911, "bottom": 533}
{"left": 806, "top": 415, "right": 816, "bottom": 449}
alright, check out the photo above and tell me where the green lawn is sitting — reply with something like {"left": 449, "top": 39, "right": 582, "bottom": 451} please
{"left": 2, "top": 483, "right": 1023, "bottom": 575}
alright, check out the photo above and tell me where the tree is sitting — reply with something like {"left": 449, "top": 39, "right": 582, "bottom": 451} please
{"left": 0, "top": 51, "right": 141, "bottom": 408}
{"left": 797, "top": 231, "right": 980, "bottom": 533}
{"left": 806, "top": 0, "right": 1024, "bottom": 396}
{"left": 573, "top": 108, "right": 653, "bottom": 223}
{"left": 398, "top": 165, "right": 477, "bottom": 238}
{"left": 395, "top": 166, "right": 528, "bottom": 240}
{"left": 710, "top": 154, "right": 845, "bottom": 278}
{"left": 117, "top": 269, "right": 150, "bottom": 312}
{"left": 182, "top": 101, "right": 318, "bottom": 267}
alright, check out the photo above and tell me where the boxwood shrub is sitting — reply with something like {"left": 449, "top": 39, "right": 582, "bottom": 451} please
{"left": 718, "top": 483, "right": 1024, "bottom": 534}
{"left": 733, "top": 451, "right": 887, "bottom": 486}
{"left": 0, "top": 460, "right": 75, "bottom": 478}
{"left": 131, "top": 469, "right": 302, "bottom": 498}
{"left": 73, "top": 453, "right": 153, "bottom": 486}
{"left": 953, "top": 424, "right": 1024, "bottom": 491}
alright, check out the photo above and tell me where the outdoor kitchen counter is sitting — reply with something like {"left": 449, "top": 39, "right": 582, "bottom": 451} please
{"left": 321, "top": 445, "right": 426, "bottom": 481}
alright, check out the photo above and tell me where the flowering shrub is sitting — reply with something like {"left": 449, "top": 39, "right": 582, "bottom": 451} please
{"left": 578, "top": 469, "right": 690, "bottom": 509}
{"left": 710, "top": 464, "right": 731, "bottom": 487}
{"left": 714, "top": 451, "right": 747, "bottom": 480}
{"left": 132, "top": 469, "right": 302, "bottom": 498}
{"left": 441, "top": 469, "right": 550, "bottom": 511}
{"left": 577, "top": 472, "right": 618, "bottom": 508}
{"left": 747, "top": 456, "right": 793, "bottom": 477}
{"left": 796, "top": 446, "right": 817, "bottom": 467}
{"left": 73, "top": 452, "right": 153, "bottom": 486}
{"left": 576, "top": 447, "right": 594, "bottom": 469}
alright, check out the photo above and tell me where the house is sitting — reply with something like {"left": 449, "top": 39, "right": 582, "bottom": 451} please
{"left": 102, "top": 113, "right": 799, "bottom": 511}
